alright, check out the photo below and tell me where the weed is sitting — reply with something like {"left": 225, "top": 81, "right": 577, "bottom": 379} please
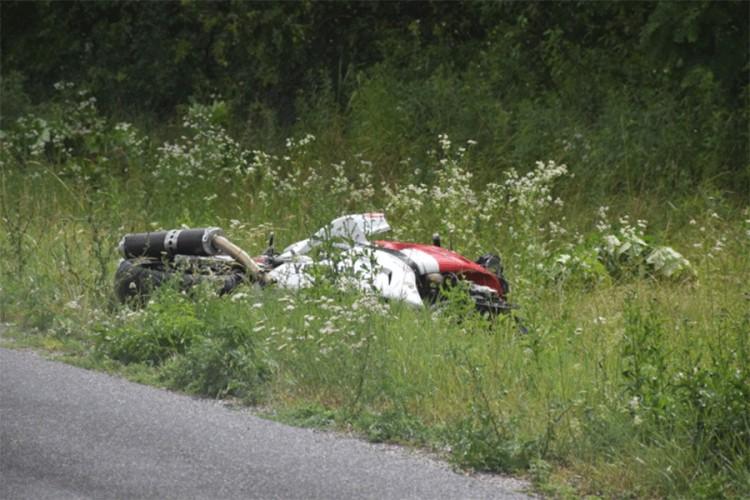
{"left": 96, "top": 286, "right": 203, "bottom": 365}
{"left": 354, "top": 409, "right": 429, "bottom": 445}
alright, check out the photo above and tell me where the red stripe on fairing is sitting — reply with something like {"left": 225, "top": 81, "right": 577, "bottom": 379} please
{"left": 374, "top": 240, "right": 504, "bottom": 296}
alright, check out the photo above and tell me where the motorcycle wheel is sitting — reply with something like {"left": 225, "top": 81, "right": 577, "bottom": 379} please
{"left": 114, "top": 258, "right": 245, "bottom": 304}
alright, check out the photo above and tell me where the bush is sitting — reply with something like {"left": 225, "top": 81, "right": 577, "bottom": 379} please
{"left": 446, "top": 414, "right": 536, "bottom": 473}
{"left": 164, "top": 332, "right": 270, "bottom": 402}
{"left": 96, "top": 287, "right": 203, "bottom": 365}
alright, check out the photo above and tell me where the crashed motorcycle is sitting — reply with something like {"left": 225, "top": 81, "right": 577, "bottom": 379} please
{"left": 114, "top": 213, "right": 512, "bottom": 315}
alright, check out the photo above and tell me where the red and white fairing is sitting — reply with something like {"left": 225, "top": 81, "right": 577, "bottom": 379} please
{"left": 374, "top": 241, "right": 505, "bottom": 297}
{"left": 266, "top": 213, "right": 505, "bottom": 307}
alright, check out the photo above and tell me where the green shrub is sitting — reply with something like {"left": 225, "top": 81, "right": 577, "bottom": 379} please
{"left": 446, "top": 414, "right": 536, "bottom": 473}
{"left": 96, "top": 287, "right": 203, "bottom": 365}
{"left": 164, "top": 333, "right": 270, "bottom": 402}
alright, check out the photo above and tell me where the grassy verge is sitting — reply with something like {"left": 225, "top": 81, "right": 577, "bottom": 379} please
{"left": 1, "top": 95, "right": 748, "bottom": 498}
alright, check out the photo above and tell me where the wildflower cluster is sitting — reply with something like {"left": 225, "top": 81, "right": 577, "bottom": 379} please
{"left": 686, "top": 207, "right": 734, "bottom": 262}
{"left": 330, "top": 159, "right": 377, "bottom": 206}
{"left": 595, "top": 210, "right": 694, "bottom": 281}
{"left": 154, "top": 101, "right": 251, "bottom": 188}
{"left": 244, "top": 134, "right": 377, "bottom": 218}
{"left": 385, "top": 134, "right": 569, "bottom": 269}
{"left": 385, "top": 135, "right": 483, "bottom": 254}
{"left": 491, "top": 160, "right": 569, "bottom": 271}
{"left": 262, "top": 291, "right": 389, "bottom": 360}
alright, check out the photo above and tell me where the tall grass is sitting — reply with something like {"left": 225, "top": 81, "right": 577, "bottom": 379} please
{"left": 1, "top": 88, "right": 748, "bottom": 497}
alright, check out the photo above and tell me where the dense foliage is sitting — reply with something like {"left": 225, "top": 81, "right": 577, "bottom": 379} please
{"left": 2, "top": 1, "right": 749, "bottom": 193}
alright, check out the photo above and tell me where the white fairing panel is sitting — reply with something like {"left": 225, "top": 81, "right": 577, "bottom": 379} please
{"left": 269, "top": 214, "right": 422, "bottom": 307}
{"left": 277, "top": 238, "right": 313, "bottom": 260}
{"left": 312, "top": 213, "right": 390, "bottom": 244}
{"left": 277, "top": 213, "right": 391, "bottom": 261}
{"left": 369, "top": 249, "right": 423, "bottom": 307}
{"left": 267, "top": 255, "right": 315, "bottom": 289}
{"left": 268, "top": 246, "right": 423, "bottom": 308}
{"left": 397, "top": 248, "right": 440, "bottom": 274}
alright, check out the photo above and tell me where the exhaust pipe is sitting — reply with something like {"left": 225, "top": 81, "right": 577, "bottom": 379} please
{"left": 119, "top": 227, "right": 263, "bottom": 282}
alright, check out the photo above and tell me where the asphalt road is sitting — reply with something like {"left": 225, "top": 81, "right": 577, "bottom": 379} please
{"left": 0, "top": 348, "right": 531, "bottom": 499}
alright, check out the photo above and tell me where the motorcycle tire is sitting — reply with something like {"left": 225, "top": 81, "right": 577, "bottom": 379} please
{"left": 114, "top": 258, "right": 245, "bottom": 304}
